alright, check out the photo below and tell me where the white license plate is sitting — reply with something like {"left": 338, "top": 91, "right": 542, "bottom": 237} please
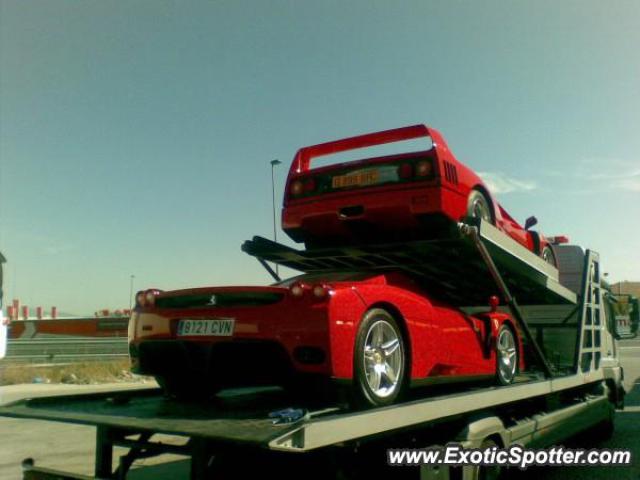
{"left": 177, "top": 318, "right": 235, "bottom": 337}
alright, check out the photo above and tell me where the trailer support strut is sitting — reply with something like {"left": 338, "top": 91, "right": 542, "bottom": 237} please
{"left": 95, "top": 426, "right": 114, "bottom": 479}
{"left": 257, "top": 258, "right": 281, "bottom": 282}
{"left": 460, "top": 223, "right": 554, "bottom": 378}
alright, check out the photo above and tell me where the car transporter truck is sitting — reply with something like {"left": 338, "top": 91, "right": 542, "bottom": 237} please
{"left": 0, "top": 219, "right": 630, "bottom": 480}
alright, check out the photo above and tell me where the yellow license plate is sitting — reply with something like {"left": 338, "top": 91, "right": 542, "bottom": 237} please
{"left": 332, "top": 170, "right": 379, "bottom": 189}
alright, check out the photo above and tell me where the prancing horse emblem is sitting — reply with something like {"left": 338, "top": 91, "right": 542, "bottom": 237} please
{"left": 207, "top": 295, "right": 217, "bottom": 306}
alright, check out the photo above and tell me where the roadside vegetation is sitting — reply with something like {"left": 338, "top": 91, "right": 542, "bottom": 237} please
{"left": 0, "top": 360, "right": 152, "bottom": 386}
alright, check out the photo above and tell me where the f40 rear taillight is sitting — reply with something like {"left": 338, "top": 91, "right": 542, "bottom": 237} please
{"left": 303, "top": 178, "right": 316, "bottom": 193}
{"left": 290, "top": 180, "right": 304, "bottom": 197}
{"left": 397, "top": 163, "right": 414, "bottom": 180}
{"left": 416, "top": 159, "right": 433, "bottom": 177}
{"left": 289, "top": 177, "right": 317, "bottom": 198}
{"left": 396, "top": 158, "right": 434, "bottom": 182}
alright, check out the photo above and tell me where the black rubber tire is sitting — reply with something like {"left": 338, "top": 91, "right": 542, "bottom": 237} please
{"left": 450, "top": 438, "right": 502, "bottom": 480}
{"left": 474, "top": 439, "right": 502, "bottom": 480}
{"left": 594, "top": 417, "right": 615, "bottom": 441}
{"left": 590, "top": 403, "right": 615, "bottom": 441}
{"left": 466, "top": 190, "right": 495, "bottom": 224}
{"left": 495, "top": 325, "right": 518, "bottom": 386}
{"left": 353, "top": 308, "right": 408, "bottom": 408}
{"left": 541, "top": 245, "right": 558, "bottom": 268}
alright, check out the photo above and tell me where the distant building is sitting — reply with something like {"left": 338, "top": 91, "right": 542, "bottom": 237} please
{"left": 610, "top": 281, "right": 640, "bottom": 297}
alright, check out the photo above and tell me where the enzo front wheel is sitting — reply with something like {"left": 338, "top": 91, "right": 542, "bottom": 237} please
{"left": 496, "top": 325, "right": 518, "bottom": 385}
{"left": 353, "top": 309, "right": 407, "bottom": 408}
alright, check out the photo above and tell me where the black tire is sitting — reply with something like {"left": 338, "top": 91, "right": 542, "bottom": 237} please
{"left": 450, "top": 438, "right": 502, "bottom": 480}
{"left": 473, "top": 439, "right": 502, "bottom": 480}
{"left": 593, "top": 417, "right": 615, "bottom": 441}
{"left": 590, "top": 403, "right": 615, "bottom": 441}
{"left": 353, "top": 308, "right": 408, "bottom": 408}
{"left": 467, "top": 190, "right": 494, "bottom": 224}
{"left": 541, "top": 245, "right": 558, "bottom": 268}
{"left": 496, "top": 325, "right": 518, "bottom": 386}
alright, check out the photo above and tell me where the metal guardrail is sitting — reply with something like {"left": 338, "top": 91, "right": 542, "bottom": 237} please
{"left": 4, "top": 337, "right": 129, "bottom": 363}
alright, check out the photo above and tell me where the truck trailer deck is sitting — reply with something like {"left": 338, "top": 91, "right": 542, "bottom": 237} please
{"left": 0, "top": 368, "right": 611, "bottom": 451}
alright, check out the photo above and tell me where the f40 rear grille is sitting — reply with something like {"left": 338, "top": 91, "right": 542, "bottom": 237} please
{"left": 443, "top": 161, "right": 458, "bottom": 185}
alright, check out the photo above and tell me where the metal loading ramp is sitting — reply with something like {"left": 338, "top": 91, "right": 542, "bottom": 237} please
{"left": 242, "top": 219, "right": 577, "bottom": 307}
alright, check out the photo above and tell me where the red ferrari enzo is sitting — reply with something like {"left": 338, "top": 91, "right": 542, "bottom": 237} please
{"left": 282, "top": 124, "right": 559, "bottom": 267}
{"left": 129, "top": 272, "right": 523, "bottom": 407}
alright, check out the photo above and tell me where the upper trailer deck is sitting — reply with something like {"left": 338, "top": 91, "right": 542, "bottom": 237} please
{"left": 243, "top": 219, "right": 577, "bottom": 306}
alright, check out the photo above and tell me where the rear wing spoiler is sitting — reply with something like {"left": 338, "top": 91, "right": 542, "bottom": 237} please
{"left": 288, "top": 124, "right": 452, "bottom": 175}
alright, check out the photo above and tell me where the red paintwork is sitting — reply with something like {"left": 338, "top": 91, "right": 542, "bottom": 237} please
{"left": 130, "top": 272, "right": 524, "bottom": 385}
{"left": 282, "top": 124, "right": 551, "bottom": 257}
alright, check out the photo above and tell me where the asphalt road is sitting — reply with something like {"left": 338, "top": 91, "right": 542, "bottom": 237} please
{"left": 520, "top": 336, "right": 640, "bottom": 480}
{"left": 0, "top": 383, "right": 171, "bottom": 480}
{"left": 1, "top": 339, "right": 639, "bottom": 480}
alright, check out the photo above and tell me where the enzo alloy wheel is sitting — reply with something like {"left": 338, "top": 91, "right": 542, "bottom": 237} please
{"left": 354, "top": 309, "right": 407, "bottom": 407}
{"left": 364, "top": 320, "right": 402, "bottom": 398}
{"left": 496, "top": 326, "right": 518, "bottom": 385}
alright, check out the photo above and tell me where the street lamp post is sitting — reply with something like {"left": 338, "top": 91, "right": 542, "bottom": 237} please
{"left": 270, "top": 159, "right": 282, "bottom": 275}
{"left": 129, "top": 275, "right": 135, "bottom": 311}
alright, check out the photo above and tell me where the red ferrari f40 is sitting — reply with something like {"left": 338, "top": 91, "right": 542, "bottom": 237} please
{"left": 282, "top": 125, "right": 562, "bottom": 266}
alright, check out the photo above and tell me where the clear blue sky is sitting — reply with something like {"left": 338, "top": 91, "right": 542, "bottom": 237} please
{"left": 1, "top": 1, "right": 638, "bottom": 315}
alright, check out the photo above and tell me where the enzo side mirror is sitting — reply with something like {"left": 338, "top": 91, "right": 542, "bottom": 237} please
{"left": 524, "top": 216, "right": 538, "bottom": 231}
